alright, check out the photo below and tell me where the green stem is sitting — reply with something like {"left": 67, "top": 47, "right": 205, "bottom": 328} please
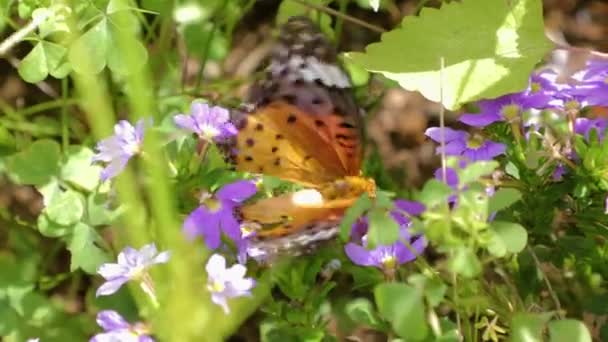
{"left": 0, "top": 118, "right": 61, "bottom": 136}
{"left": 334, "top": 0, "right": 349, "bottom": 44}
{"left": 61, "top": 78, "right": 70, "bottom": 151}
{"left": 194, "top": 0, "right": 229, "bottom": 90}
{"left": 18, "top": 98, "right": 79, "bottom": 117}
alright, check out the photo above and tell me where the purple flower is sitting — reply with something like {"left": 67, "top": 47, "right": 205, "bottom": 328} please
{"left": 459, "top": 71, "right": 556, "bottom": 128}
{"left": 553, "top": 163, "right": 566, "bottom": 181}
{"left": 345, "top": 200, "right": 427, "bottom": 270}
{"left": 434, "top": 167, "right": 459, "bottom": 190}
{"left": 573, "top": 58, "right": 608, "bottom": 82}
{"left": 96, "top": 243, "right": 170, "bottom": 297}
{"left": 425, "top": 127, "right": 506, "bottom": 161}
{"left": 206, "top": 254, "right": 255, "bottom": 314}
{"left": 92, "top": 119, "right": 146, "bottom": 181}
{"left": 174, "top": 102, "right": 237, "bottom": 142}
{"left": 575, "top": 117, "right": 608, "bottom": 142}
{"left": 345, "top": 223, "right": 426, "bottom": 270}
{"left": 183, "top": 180, "right": 257, "bottom": 250}
{"left": 570, "top": 59, "right": 608, "bottom": 107}
{"left": 91, "top": 310, "right": 153, "bottom": 342}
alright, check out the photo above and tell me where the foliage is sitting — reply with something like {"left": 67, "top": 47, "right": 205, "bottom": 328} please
{"left": 0, "top": 0, "right": 603, "bottom": 341}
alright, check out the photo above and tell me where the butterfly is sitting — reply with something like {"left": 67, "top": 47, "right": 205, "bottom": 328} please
{"left": 231, "top": 16, "right": 376, "bottom": 259}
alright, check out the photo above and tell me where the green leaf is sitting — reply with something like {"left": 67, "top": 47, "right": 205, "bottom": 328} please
{"left": 6, "top": 139, "right": 61, "bottom": 185}
{"left": 345, "top": 298, "right": 384, "bottom": 329}
{"left": 488, "top": 188, "right": 522, "bottom": 213}
{"left": 87, "top": 193, "right": 119, "bottom": 226}
{"left": 418, "top": 179, "right": 452, "bottom": 208}
{"left": 37, "top": 213, "right": 73, "bottom": 237}
{"left": 0, "top": 304, "right": 18, "bottom": 335}
{"left": 106, "top": 35, "right": 149, "bottom": 76}
{"left": 68, "top": 18, "right": 109, "bottom": 74}
{"left": 348, "top": 0, "right": 552, "bottom": 110}
{"left": 548, "top": 320, "right": 592, "bottom": 342}
{"left": 18, "top": 41, "right": 69, "bottom": 83}
{"left": 511, "top": 313, "right": 552, "bottom": 342}
{"left": 61, "top": 146, "right": 102, "bottom": 191}
{"left": 375, "top": 283, "right": 428, "bottom": 340}
{"left": 407, "top": 274, "right": 447, "bottom": 308}
{"left": 66, "top": 223, "right": 111, "bottom": 273}
{"left": 339, "top": 193, "right": 372, "bottom": 240}
{"left": 487, "top": 221, "right": 527, "bottom": 257}
{"left": 367, "top": 208, "right": 399, "bottom": 248}
{"left": 45, "top": 190, "right": 84, "bottom": 226}
{"left": 448, "top": 247, "right": 481, "bottom": 278}
{"left": 458, "top": 161, "right": 498, "bottom": 185}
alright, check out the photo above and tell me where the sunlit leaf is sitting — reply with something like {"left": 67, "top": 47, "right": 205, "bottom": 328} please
{"left": 548, "top": 319, "right": 592, "bottom": 342}
{"left": 487, "top": 221, "right": 528, "bottom": 257}
{"left": 348, "top": 0, "right": 552, "bottom": 110}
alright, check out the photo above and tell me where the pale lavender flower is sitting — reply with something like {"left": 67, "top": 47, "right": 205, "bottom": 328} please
{"left": 605, "top": 195, "right": 608, "bottom": 215}
{"left": 183, "top": 180, "right": 257, "bottom": 250}
{"left": 425, "top": 127, "right": 506, "bottom": 161}
{"left": 96, "top": 243, "right": 170, "bottom": 298}
{"left": 206, "top": 254, "right": 255, "bottom": 314}
{"left": 92, "top": 119, "right": 146, "bottom": 181}
{"left": 26, "top": 339, "right": 39, "bottom": 342}
{"left": 174, "top": 102, "right": 237, "bottom": 142}
{"left": 90, "top": 310, "right": 153, "bottom": 342}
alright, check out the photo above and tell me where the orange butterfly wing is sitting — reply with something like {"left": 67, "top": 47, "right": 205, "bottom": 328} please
{"left": 234, "top": 101, "right": 361, "bottom": 186}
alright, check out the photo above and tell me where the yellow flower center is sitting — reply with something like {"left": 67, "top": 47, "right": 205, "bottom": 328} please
{"left": 501, "top": 104, "right": 520, "bottom": 121}
{"left": 466, "top": 134, "right": 484, "bottom": 149}
{"left": 200, "top": 192, "right": 222, "bottom": 212}
{"left": 565, "top": 100, "right": 580, "bottom": 111}
{"left": 530, "top": 81, "right": 541, "bottom": 93}
{"left": 381, "top": 255, "right": 397, "bottom": 269}
{"left": 210, "top": 281, "right": 225, "bottom": 293}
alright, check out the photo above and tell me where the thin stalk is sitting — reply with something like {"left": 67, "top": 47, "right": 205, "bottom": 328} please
{"left": 194, "top": 0, "right": 229, "bottom": 89}
{"left": 334, "top": 0, "right": 349, "bottom": 44}
{"left": 0, "top": 11, "right": 50, "bottom": 56}
{"left": 61, "top": 78, "right": 70, "bottom": 150}
{"left": 291, "top": 0, "right": 386, "bottom": 33}
{"left": 527, "top": 245, "right": 563, "bottom": 318}
{"left": 0, "top": 118, "right": 61, "bottom": 135}
{"left": 18, "top": 98, "right": 79, "bottom": 117}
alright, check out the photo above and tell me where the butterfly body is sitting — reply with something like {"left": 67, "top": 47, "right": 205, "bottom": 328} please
{"left": 231, "top": 17, "right": 374, "bottom": 259}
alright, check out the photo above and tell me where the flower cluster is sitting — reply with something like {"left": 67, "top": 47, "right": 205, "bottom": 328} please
{"left": 345, "top": 200, "right": 427, "bottom": 272}
{"left": 425, "top": 59, "right": 608, "bottom": 165}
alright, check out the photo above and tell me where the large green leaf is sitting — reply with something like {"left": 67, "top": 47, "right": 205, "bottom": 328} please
{"left": 68, "top": 18, "right": 110, "bottom": 74}
{"left": 511, "top": 313, "right": 552, "bottom": 342}
{"left": 6, "top": 139, "right": 61, "bottom": 186}
{"left": 61, "top": 146, "right": 102, "bottom": 191}
{"left": 487, "top": 221, "right": 528, "bottom": 257}
{"left": 348, "top": 0, "right": 552, "bottom": 110}
{"left": 66, "top": 223, "right": 111, "bottom": 274}
{"left": 375, "top": 283, "right": 428, "bottom": 340}
{"left": 548, "top": 319, "right": 592, "bottom": 342}
{"left": 18, "top": 41, "right": 70, "bottom": 83}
